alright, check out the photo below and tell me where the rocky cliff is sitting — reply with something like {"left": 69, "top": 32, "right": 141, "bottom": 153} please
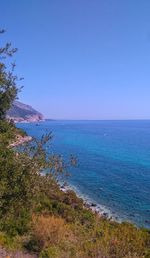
{"left": 7, "top": 101, "right": 45, "bottom": 122}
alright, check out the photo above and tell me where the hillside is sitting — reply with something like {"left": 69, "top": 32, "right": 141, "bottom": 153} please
{"left": 6, "top": 101, "right": 44, "bottom": 122}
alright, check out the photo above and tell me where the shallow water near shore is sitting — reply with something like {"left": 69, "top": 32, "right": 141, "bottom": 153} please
{"left": 17, "top": 120, "right": 150, "bottom": 229}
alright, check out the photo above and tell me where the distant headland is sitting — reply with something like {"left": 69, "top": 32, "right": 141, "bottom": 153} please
{"left": 6, "top": 101, "right": 45, "bottom": 123}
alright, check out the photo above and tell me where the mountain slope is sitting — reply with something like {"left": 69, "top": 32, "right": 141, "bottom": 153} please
{"left": 7, "top": 101, "right": 44, "bottom": 122}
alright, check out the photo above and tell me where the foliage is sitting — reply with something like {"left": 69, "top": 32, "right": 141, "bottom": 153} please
{"left": 32, "top": 215, "right": 70, "bottom": 249}
{"left": 0, "top": 125, "right": 70, "bottom": 235}
{"left": 0, "top": 29, "right": 22, "bottom": 120}
{"left": 39, "top": 246, "right": 59, "bottom": 258}
{"left": 0, "top": 120, "right": 26, "bottom": 147}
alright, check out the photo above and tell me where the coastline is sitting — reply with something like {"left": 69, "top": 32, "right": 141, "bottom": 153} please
{"left": 9, "top": 133, "right": 120, "bottom": 222}
{"left": 10, "top": 128, "right": 148, "bottom": 229}
{"left": 10, "top": 131, "right": 117, "bottom": 222}
{"left": 59, "top": 182, "right": 122, "bottom": 224}
{"left": 9, "top": 135, "right": 32, "bottom": 148}
{"left": 59, "top": 182, "right": 150, "bottom": 229}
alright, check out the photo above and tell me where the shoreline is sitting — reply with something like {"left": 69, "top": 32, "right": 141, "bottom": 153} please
{"left": 59, "top": 182, "right": 122, "bottom": 223}
{"left": 10, "top": 131, "right": 149, "bottom": 229}
{"left": 59, "top": 183, "right": 150, "bottom": 229}
{"left": 9, "top": 135, "right": 32, "bottom": 148}
{"left": 9, "top": 134, "right": 118, "bottom": 222}
{"left": 59, "top": 182, "right": 150, "bottom": 229}
{"left": 59, "top": 183, "right": 150, "bottom": 228}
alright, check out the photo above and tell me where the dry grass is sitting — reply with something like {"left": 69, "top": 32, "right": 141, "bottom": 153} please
{"left": 31, "top": 213, "right": 150, "bottom": 258}
{"left": 32, "top": 215, "right": 71, "bottom": 248}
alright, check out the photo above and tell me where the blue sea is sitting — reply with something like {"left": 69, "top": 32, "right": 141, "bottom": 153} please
{"left": 17, "top": 120, "right": 150, "bottom": 229}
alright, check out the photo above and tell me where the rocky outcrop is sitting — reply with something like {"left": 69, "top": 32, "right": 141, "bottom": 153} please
{"left": 9, "top": 135, "right": 33, "bottom": 148}
{"left": 7, "top": 101, "right": 45, "bottom": 123}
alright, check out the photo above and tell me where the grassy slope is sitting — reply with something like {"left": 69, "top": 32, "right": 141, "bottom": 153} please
{"left": 0, "top": 179, "right": 150, "bottom": 258}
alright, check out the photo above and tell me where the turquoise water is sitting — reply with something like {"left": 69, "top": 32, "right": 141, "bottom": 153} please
{"left": 17, "top": 120, "right": 150, "bottom": 228}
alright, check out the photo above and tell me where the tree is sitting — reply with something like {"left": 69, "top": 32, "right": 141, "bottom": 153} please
{"left": 0, "top": 30, "right": 76, "bottom": 236}
{"left": 0, "top": 132, "right": 72, "bottom": 235}
{"left": 0, "top": 29, "right": 22, "bottom": 120}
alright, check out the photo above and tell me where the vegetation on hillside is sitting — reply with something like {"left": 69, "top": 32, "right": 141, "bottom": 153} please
{"left": 0, "top": 29, "right": 23, "bottom": 120}
{"left": 0, "top": 31, "right": 150, "bottom": 258}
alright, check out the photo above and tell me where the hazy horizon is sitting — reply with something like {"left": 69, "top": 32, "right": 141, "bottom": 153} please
{"left": 45, "top": 118, "right": 150, "bottom": 121}
{"left": 1, "top": 0, "right": 150, "bottom": 120}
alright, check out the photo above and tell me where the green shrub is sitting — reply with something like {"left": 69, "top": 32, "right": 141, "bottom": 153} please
{"left": 40, "top": 246, "right": 59, "bottom": 258}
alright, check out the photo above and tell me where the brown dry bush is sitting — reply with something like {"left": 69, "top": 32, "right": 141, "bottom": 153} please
{"left": 32, "top": 215, "right": 72, "bottom": 249}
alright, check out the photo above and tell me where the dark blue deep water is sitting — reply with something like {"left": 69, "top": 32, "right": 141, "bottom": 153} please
{"left": 17, "top": 120, "right": 150, "bottom": 228}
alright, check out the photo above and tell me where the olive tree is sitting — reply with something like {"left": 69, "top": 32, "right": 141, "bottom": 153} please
{"left": 0, "top": 29, "right": 22, "bottom": 120}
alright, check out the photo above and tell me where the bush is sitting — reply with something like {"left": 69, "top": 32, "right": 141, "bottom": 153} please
{"left": 32, "top": 215, "right": 70, "bottom": 249}
{"left": 39, "top": 246, "right": 59, "bottom": 258}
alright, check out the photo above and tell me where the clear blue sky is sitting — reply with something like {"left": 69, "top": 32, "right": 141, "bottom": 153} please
{"left": 1, "top": 0, "right": 150, "bottom": 119}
